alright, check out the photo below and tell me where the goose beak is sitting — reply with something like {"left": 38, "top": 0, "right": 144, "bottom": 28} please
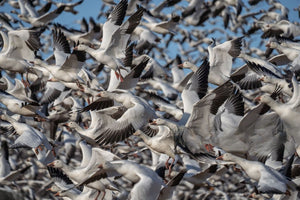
{"left": 97, "top": 92, "right": 102, "bottom": 97}
{"left": 74, "top": 46, "right": 78, "bottom": 50}
{"left": 63, "top": 123, "right": 69, "bottom": 127}
{"left": 178, "top": 64, "right": 184, "bottom": 69}
{"left": 133, "top": 131, "right": 140, "bottom": 136}
{"left": 150, "top": 120, "right": 157, "bottom": 125}
{"left": 47, "top": 161, "right": 55, "bottom": 167}
{"left": 254, "top": 96, "right": 261, "bottom": 102}
{"left": 54, "top": 192, "right": 60, "bottom": 196}
{"left": 98, "top": 164, "right": 103, "bottom": 169}
{"left": 46, "top": 188, "right": 52, "bottom": 191}
{"left": 265, "top": 43, "right": 270, "bottom": 48}
{"left": 216, "top": 155, "right": 223, "bottom": 160}
{"left": 259, "top": 76, "right": 265, "bottom": 81}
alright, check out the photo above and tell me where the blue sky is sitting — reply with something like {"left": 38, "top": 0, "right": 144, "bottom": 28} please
{"left": 0, "top": 0, "right": 299, "bottom": 68}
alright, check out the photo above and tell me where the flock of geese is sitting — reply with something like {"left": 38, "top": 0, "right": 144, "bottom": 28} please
{"left": 1, "top": 0, "right": 300, "bottom": 199}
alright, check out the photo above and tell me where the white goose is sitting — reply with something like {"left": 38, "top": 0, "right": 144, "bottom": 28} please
{"left": 0, "top": 90, "right": 43, "bottom": 117}
{"left": 0, "top": 113, "right": 52, "bottom": 155}
{"left": 94, "top": 160, "right": 163, "bottom": 200}
{"left": 217, "top": 153, "right": 297, "bottom": 194}
{"left": 0, "top": 29, "right": 41, "bottom": 83}
{"left": 75, "top": 1, "right": 144, "bottom": 81}
{"left": 17, "top": 3, "right": 65, "bottom": 27}
{"left": 256, "top": 76, "right": 300, "bottom": 155}
{"left": 48, "top": 146, "right": 119, "bottom": 200}
{"left": 38, "top": 28, "right": 86, "bottom": 84}
{"left": 208, "top": 37, "right": 243, "bottom": 85}
{"left": 134, "top": 124, "right": 176, "bottom": 176}
{"left": 69, "top": 90, "right": 156, "bottom": 145}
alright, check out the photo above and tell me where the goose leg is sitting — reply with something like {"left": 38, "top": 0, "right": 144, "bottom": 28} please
{"left": 101, "top": 191, "right": 106, "bottom": 200}
{"left": 95, "top": 191, "right": 101, "bottom": 200}
{"left": 165, "top": 157, "right": 170, "bottom": 170}
{"left": 21, "top": 73, "right": 30, "bottom": 87}
{"left": 168, "top": 158, "right": 175, "bottom": 177}
{"left": 76, "top": 80, "right": 84, "bottom": 91}
{"left": 34, "top": 145, "right": 43, "bottom": 155}
{"left": 115, "top": 68, "right": 124, "bottom": 82}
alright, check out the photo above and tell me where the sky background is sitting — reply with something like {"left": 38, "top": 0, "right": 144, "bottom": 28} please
{"left": 0, "top": 0, "right": 299, "bottom": 69}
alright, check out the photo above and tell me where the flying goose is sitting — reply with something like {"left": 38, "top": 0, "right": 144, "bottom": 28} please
{"left": 75, "top": 1, "right": 144, "bottom": 82}
{"left": 217, "top": 153, "right": 298, "bottom": 194}
{"left": 208, "top": 37, "right": 243, "bottom": 86}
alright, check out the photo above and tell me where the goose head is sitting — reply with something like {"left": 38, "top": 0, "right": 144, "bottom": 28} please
{"left": 259, "top": 75, "right": 272, "bottom": 83}
{"left": 150, "top": 118, "right": 172, "bottom": 126}
{"left": 178, "top": 61, "right": 194, "bottom": 69}
{"left": 47, "top": 160, "right": 64, "bottom": 168}
{"left": 266, "top": 41, "right": 279, "bottom": 49}
{"left": 46, "top": 185, "right": 61, "bottom": 193}
{"left": 74, "top": 44, "right": 90, "bottom": 51}
{"left": 216, "top": 153, "right": 233, "bottom": 161}
{"left": 65, "top": 121, "right": 80, "bottom": 130}
{"left": 97, "top": 90, "right": 111, "bottom": 98}
{"left": 255, "top": 94, "right": 274, "bottom": 104}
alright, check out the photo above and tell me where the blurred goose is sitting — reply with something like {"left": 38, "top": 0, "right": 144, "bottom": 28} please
{"left": 141, "top": 13, "right": 180, "bottom": 35}
{"left": 0, "top": 90, "right": 43, "bottom": 117}
{"left": 48, "top": 146, "right": 118, "bottom": 200}
{"left": 266, "top": 41, "right": 300, "bottom": 62}
{"left": 0, "top": 113, "right": 52, "bottom": 156}
{"left": 0, "top": 141, "right": 10, "bottom": 178}
{"left": 54, "top": 0, "right": 83, "bottom": 15}
{"left": 84, "top": 160, "right": 164, "bottom": 200}
{"left": 217, "top": 153, "right": 298, "bottom": 194}
{"left": 18, "top": 4, "right": 65, "bottom": 27}
{"left": 261, "top": 20, "right": 300, "bottom": 39}
{"left": 0, "top": 29, "right": 41, "bottom": 83}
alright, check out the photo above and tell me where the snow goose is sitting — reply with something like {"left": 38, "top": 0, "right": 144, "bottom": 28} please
{"left": 48, "top": 146, "right": 118, "bottom": 200}
{"left": 255, "top": 76, "right": 300, "bottom": 155}
{"left": 208, "top": 37, "right": 243, "bottom": 86}
{"left": 217, "top": 153, "right": 298, "bottom": 194}
{"left": 181, "top": 82, "right": 235, "bottom": 155}
{"left": 75, "top": 2, "right": 144, "bottom": 81}
{"left": 261, "top": 20, "right": 300, "bottom": 39}
{"left": 141, "top": 12, "right": 180, "bottom": 35}
{"left": 157, "top": 168, "right": 187, "bottom": 200}
{"left": 107, "top": 48, "right": 149, "bottom": 91}
{"left": 132, "top": 26, "right": 160, "bottom": 53}
{"left": 246, "top": 61, "right": 292, "bottom": 96}
{"left": 145, "top": 77, "right": 178, "bottom": 100}
{"left": 74, "top": 90, "right": 156, "bottom": 145}
{"left": 18, "top": 4, "right": 65, "bottom": 27}
{"left": 134, "top": 125, "right": 176, "bottom": 176}
{"left": 266, "top": 41, "right": 300, "bottom": 62}
{"left": 0, "top": 90, "right": 43, "bottom": 117}
{"left": 54, "top": 0, "right": 83, "bottom": 15}
{"left": 0, "top": 13, "right": 15, "bottom": 31}
{"left": 46, "top": 166, "right": 84, "bottom": 199}
{"left": 6, "top": 79, "right": 37, "bottom": 103}
{"left": 57, "top": 18, "right": 102, "bottom": 46}
{"left": 181, "top": 58, "right": 210, "bottom": 116}
{"left": 0, "top": 113, "right": 52, "bottom": 156}
{"left": 0, "top": 29, "right": 41, "bottom": 84}
{"left": 38, "top": 28, "right": 86, "bottom": 84}
{"left": 83, "top": 160, "right": 164, "bottom": 200}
